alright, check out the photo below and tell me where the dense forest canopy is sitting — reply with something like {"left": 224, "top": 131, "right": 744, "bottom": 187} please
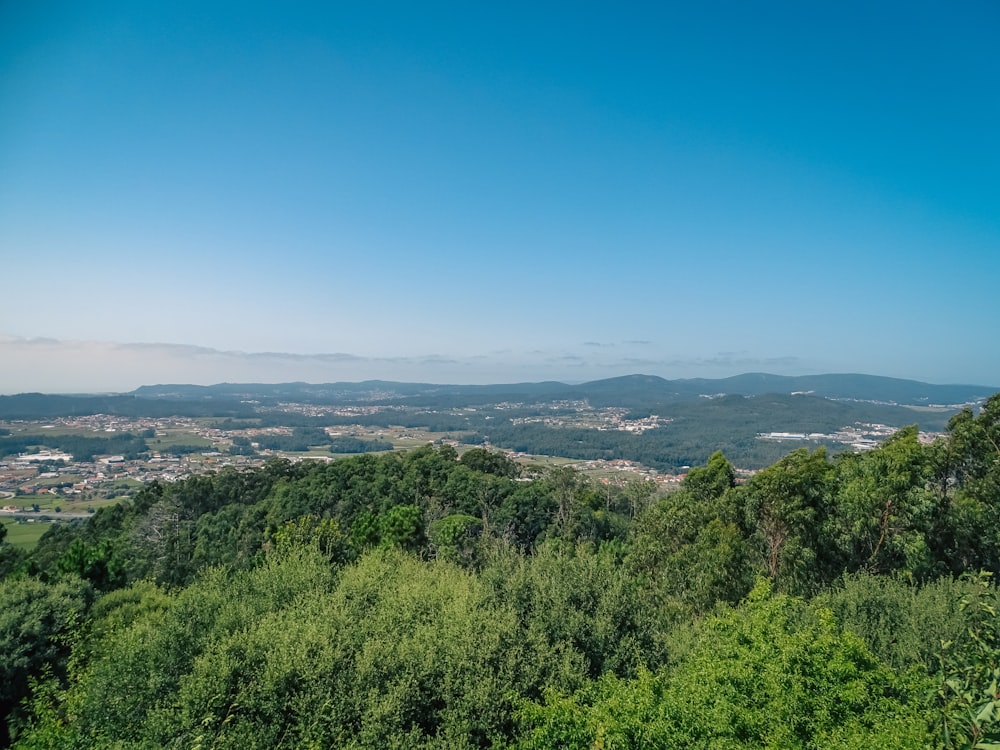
{"left": 2, "top": 394, "right": 999, "bottom": 747}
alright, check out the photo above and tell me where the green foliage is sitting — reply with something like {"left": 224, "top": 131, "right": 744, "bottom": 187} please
{"left": 683, "top": 449, "right": 736, "bottom": 502}
{"left": 428, "top": 513, "right": 483, "bottom": 565}
{"left": 15, "top": 548, "right": 337, "bottom": 748}
{"left": 818, "top": 573, "right": 974, "bottom": 674}
{"left": 13, "top": 446, "right": 636, "bottom": 593}
{"left": 14, "top": 548, "right": 593, "bottom": 749}
{"left": 517, "top": 581, "right": 931, "bottom": 749}
{"left": 255, "top": 425, "right": 332, "bottom": 451}
{"left": 8, "top": 415, "right": 1000, "bottom": 748}
{"left": 929, "top": 395, "right": 1000, "bottom": 575}
{"left": 949, "top": 395, "right": 1000, "bottom": 506}
{"left": 157, "top": 442, "right": 210, "bottom": 456}
{"left": 348, "top": 510, "right": 381, "bottom": 550}
{"left": 0, "top": 393, "right": 254, "bottom": 420}
{"left": 328, "top": 435, "right": 393, "bottom": 453}
{"left": 270, "top": 514, "right": 350, "bottom": 564}
{"left": 934, "top": 573, "right": 1000, "bottom": 749}
{"left": 81, "top": 579, "right": 173, "bottom": 659}
{"left": 829, "top": 426, "right": 934, "bottom": 578}
{"left": 0, "top": 574, "right": 92, "bottom": 746}
{"left": 192, "top": 502, "right": 268, "bottom": 571}
{"left": 480, "top": 541, "right": 660, "bottom": 681}
{"left": 459, "top": 448, "right": 520, "bottom": 478}
{"left": 56, "top": 539, "right": 125, "bottom": 591}
{"left": 473, "top": 391, "right": 944, "bottom": 472}
{"left": 0, "top": 542, "right": 27, "bottom": 580}
{"left": 492, "top": 479, "right": 558, "bottom": 550}
{"left": 377, "top": 503, "right": 425, "bottom": 550}
{"left": 738, "top": 447, "right": 834, "bottom": 594}
{"left": 626, "top": 483, "right": 753, "bottom": 612}
{"left": 0, "top": 432, "right": 148, "bottom": 461}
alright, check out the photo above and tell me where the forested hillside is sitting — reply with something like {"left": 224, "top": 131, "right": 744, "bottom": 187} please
{"left": 129, "top": 373, "right": 997, "bottom": 408}
{"left": 2, "top": 395, "right": 1000, "bottom": 748}
{"left": 3, "top": 374, "right": 982, "bottom": 472}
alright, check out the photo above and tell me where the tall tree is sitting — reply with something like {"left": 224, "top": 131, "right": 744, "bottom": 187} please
{"left": 738, "top": 448, "right": 833, "bottom": 594}
{"left": 929, "top": 394, "right": 1000, "bottom": 575}
{"left": 830, "top": 426, "right": 934, "bottom": 577}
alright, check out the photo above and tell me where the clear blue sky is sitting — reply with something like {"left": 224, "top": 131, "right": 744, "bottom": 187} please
{"left": 2, "top": 1, "right": 998, "bottom": 392}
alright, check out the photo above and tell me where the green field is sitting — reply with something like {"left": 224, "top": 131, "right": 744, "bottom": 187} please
{"left": 34, "top": 473, "right": 85, "bottom": 487}
{"left": 1, "top": 493, "right": 127, "bottom": 550}
{"left": 146, "top": 430, "right": 214, "bottom": 450}
{"left": 1, "top": 518, "right": 55, "bottom": 549}
{"left": 8, "top": 494, "right": 122, "bottom": 515}
{"left": 1, "top": 424, "right": 103, "bottom": 437}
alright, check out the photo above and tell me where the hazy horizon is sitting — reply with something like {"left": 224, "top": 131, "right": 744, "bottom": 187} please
{"left": 3, "top": 4, "right": 998, "bottom": 394}
{"left": 1, "top": 335, "right": 997, "bottom": 395}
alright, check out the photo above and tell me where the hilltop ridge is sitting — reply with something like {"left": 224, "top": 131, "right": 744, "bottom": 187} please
{"left": 128, "top": 372, "right": 995, "bottom": 408}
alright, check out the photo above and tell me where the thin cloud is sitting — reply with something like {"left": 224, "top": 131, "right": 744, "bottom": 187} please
{"left": 0, "top": 336, "right": 823, "bottom": 394}
{"left": 119, "top": 342, "right": 229, "bottom": 357}
{"left": 8, "top": 336, "right": 62, "bottom": 346}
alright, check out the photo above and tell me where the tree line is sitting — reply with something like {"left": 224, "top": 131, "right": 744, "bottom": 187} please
{"left": 0, "top": 433, "right": 149, "bottom": 462}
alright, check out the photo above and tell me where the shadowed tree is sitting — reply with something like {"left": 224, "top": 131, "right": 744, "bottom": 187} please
{"left": 829, "top": 426, "right": 934, "bottom": 578}
{"left": 738, "top": 448, "right": 833, "bottom": 594}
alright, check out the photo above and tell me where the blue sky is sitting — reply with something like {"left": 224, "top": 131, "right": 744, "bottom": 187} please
{"left": 2, "top": 1, "right": 998, "bottom": 392}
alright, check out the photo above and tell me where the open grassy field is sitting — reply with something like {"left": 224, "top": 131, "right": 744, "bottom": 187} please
{"left": 267, "top": 427, "right": 453, "bottom": 457}
{"left": 1, "top": 489, "right": 127, "bottom": 550}
{"left": 8, "top": 494, "right": 123, "bottom": 515}
{"left": 146, "top": 429, "right": 214, "bottom": 451}
{"left": 390, "top": 433, "right": 444, "bottom": 450}
{"left": 1, "top": 423, "right": 106, "bottom": 437}
{"left": 1, "top": 518, "right": 55, "bottom": 550}
{"left": 34, "top": 473, "right": 85, "bottom": 487}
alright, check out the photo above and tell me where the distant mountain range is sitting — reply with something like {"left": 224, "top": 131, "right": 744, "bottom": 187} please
{"left": 129, "top": 373, "right": 996, "bottom": 409}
